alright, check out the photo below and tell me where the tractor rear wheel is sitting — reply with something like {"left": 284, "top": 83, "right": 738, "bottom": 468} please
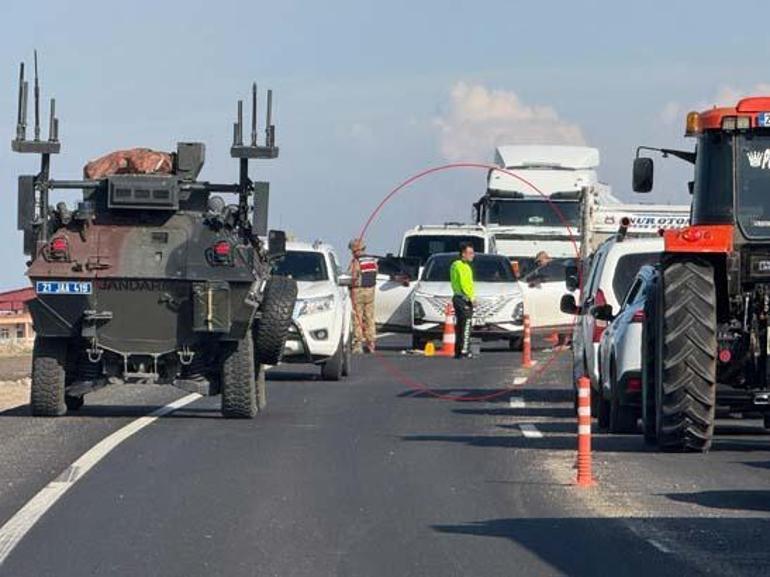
{"left": 656, "top": 259, "right": 717, "bottom": 452}
{"left": 641, "top": 278, "right": 659, "bottom": 444}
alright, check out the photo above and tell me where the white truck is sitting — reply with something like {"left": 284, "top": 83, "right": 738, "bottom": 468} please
{"left": 475, "top": 145, "right": 689, "bottom": 334}
{"left": 374, "top": 223, "right": 496, "bottom": 334}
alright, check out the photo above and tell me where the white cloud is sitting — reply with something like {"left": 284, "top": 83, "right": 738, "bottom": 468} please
{"left": 434, "top": 82, "right": 585, "bottom": 161}
{"left": 660, "top": 83, "right": 770, "bottom": 125}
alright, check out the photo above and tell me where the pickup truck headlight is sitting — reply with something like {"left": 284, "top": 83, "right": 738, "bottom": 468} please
{"left": 294, "top": 294, "right": 335, "bottom": 318}
{"left": 513, "top": 301, "right": 524, "bottom": 323}
{"left": 413, "top": 300, "right": 426, "bottom": 321}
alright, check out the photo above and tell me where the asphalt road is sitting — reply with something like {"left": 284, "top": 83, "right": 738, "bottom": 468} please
{"left": 0, "top": 337, "right": 769, "bottom": 576}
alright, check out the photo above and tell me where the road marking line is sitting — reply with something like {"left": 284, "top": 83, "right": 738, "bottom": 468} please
{"left": 509, "top": 397, "right": 525, "bottom": 408}
{"left": 519, "top": 423, "right": 543, "bottom": 438}
{"left": 0, "top": 392, "right": 201, "bottom": 567}
{"left": 647, "top": 539, "right": 672, "bottom": 554}
{"left": 513, "top": 377, "right": 527, "bottom": 386}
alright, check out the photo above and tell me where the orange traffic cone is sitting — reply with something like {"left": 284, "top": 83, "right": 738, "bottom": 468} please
{"left": 438, "top": 303, "right": 456, "bottom": 357}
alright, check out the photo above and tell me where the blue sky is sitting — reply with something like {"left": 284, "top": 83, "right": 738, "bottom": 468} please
{"left": 1, "top": 0, "right": 769, "bottom": 288}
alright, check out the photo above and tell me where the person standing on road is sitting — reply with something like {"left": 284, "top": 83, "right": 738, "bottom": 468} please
{"left": 348, "top": 238, "right": 378, "bottom": 354}
{"left": 450, "top": 242, "right": 476, "bottom": 359}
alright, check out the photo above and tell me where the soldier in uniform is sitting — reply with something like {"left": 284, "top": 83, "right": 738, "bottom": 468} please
{"left": 348, "top": 238, "right": 378, "bottom": 353}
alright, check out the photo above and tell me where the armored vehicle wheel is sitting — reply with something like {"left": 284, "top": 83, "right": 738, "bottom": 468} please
{"left": 321, "top": 338, "right": 344, "bottom": 381}
{"left": 609, "top": 361, "right": 637, "bottom": 434}
{"left": 656, "top": 259, "right": 716, "bottom": 452}
{"left": 254, "top": 276, "right": 298, "bottom": 366}
{"left": 256, "top": 363, "right": 267, "bottom": 411}
{"left": 31, "top": 337, "right": 68, "bottom": 417}
{"left": 221, "top": 335, "right": 257, "bottom": 419}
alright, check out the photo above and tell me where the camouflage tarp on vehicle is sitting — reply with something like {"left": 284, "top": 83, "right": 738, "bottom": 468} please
{"left": 83, "top": 148, "right": 173, "bottom": 179}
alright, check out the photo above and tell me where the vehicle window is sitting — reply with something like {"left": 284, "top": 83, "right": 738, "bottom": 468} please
{"left": 621, "top": 278, "right": 643, "bottom": 309}
{"left": 422, "top": 254, "right": 514, "bottom": 283}
{"left": 523, "top": 258, "right": 570, "bottom": 284}
{"left": 485, "top": 198, "right": 581, "bottom": 228}
{"left": 581, "top": 249, "right": 605, "bottom": 304}
{"left": 402, "top": 235, "right": 485, "bottom": 266}
{"left": 611, "top": 252, "right": 661, "bottom": 303}
{"left": 272, "top": 251, "right": 328, "bottom": 282}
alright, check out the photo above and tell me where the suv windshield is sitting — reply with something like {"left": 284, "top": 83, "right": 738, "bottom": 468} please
{"left": 485, "top": 198, "right": 581, "bottom": 228}
{"left": 402, "top": 235, "right": 485, "bottom": 266}
{"left": 273, "top": 251, "right": 328, "bottom": 282}
{"left": 422, "top": 254, "right": 515, "bottom": 283}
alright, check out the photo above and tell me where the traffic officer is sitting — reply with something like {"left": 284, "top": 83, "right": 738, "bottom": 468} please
{"left": 450, "top": 241, "right": 475, "bottom": 359}
{"left": 348, "top": 238, "right": 378, "bottom": 353}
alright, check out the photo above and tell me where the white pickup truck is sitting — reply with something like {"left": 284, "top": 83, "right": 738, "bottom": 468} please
{"left": 374, "top": 223, "right": 496, "bottom": 333}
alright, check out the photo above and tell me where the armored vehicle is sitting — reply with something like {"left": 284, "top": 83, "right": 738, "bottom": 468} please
{"left": 11, "top": 54, "right": 297, "bottom": 418}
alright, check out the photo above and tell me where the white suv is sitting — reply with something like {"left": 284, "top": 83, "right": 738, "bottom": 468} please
{"left": 275, "top": 241, "right": 353, "bottom": 380}
{"left": 561, "top": 235, "right": 662, "bottom": 403}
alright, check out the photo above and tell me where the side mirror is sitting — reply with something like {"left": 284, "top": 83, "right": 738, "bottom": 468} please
{"left": 591, "top": 303, "right": 614, "bottom": 322}
{"left": 18, "top": 175, "right": 36, "bottom": 256}
{"left": 565, "top": 262, "right": 579, "bottom": 292}
{"left": 337, "top": 274, "right": 352, "bottom": 287}
{"left": 632, "top": 157, "right": 654, "bottom": 193}
{"left": 267, "top": 229, "right": 287, "bottom": 260}
{"left": 511, "top": 260, "right": 520, "bottom": 279}
{"left": 560, "top": 294, "right": 581, "bottom": 316}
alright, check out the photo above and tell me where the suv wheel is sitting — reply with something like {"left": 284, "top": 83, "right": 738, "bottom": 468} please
{"left": 321, "top": 337, "right": 344, "bottom": 381}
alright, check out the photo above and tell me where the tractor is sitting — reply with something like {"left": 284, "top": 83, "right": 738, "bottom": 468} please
{"left": 635, "top": 97, "right": 770, "bottom": 451}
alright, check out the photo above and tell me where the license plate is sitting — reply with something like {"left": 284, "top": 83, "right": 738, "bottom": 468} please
{"left": 35, "top": 281, "right": 93, "bottom": 295}
{"left": 758, "top": 112, "right": 770, "bottom": 127}
{"left": 472, "top": 316, "right": 487, "bottom": 327}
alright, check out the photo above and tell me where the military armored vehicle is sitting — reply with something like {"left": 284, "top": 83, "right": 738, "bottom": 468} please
{"left": 11, "top": 53, "right": 297, "bottom": 418}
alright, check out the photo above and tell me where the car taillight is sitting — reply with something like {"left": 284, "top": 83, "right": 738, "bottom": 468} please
{"left": 592, "top": 288, "right": 607, "bottom": 342}
{"left": 631, "top": 310, "right": 645, "bottom": 323}
{"left": 626, "top": 377, "right": 642, "bottom": 392}
{"left": 49, "top": 236, "right": 69, "bottom": 261}
{"left": 210, "top": 240, "right": 232, "bottom": 264}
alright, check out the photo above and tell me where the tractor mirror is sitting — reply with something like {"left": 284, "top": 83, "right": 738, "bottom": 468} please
{"left": 560, "top": 294, "right": 581, "bottom": 316}
{"left": 565, "top": 261, "right": 580, "bottom": 292}
{"left": 267, "top": 229, "right": 287, "bottom": 260}
{"left": 633, "top": 157, "right": 654, "bottom": 193}
{"left": 591, "top": 303, "right": 614, "bottom": 322}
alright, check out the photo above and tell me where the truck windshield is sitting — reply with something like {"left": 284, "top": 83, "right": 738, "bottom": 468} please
{"left": 273, "top": 251, "right": 328, "bottom": 282}
{"left": 485, "top": 198, "right": 581, "bottom": 228}
{"left": 736, "top": 133, "right": 770, "bottom": 238}
{"left": 422, "top": 254, "right": 515, "bottom": 283}
{"left": 402, "top": 235, "right": 485, "bottom": 266}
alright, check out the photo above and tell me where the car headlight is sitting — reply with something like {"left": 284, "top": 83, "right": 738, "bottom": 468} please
{"left": 413, "top": 300, "right": 425, "bottom": 321}
{"left": 513, "top": 301, "right": 524, "bottom": 322}
{"left": 294, "top": 294, "right": 335, "bottom": 318}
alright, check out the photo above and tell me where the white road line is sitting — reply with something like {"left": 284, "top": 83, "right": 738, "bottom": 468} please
{"left": 647, "top": 539, "right": 672, "bottom": 554}
{"left": 519, "top": 423, "right": 543, "bottom": 438}
{"left": 509, "top": 397, "right": 525, "bottom": 409}
{"left": 513, "top": 377, "right": 527, "bottom": 386}
{"left": 0, "top": 392, "right": 201, "bottom": 567}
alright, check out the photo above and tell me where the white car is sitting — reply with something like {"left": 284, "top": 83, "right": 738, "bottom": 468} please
{"left": 375, "top": 223, "right": 497, "bottom": 333}
{"left": 595, "top": 265, "right": 657, "bottom": 433}
{"left": 410, "top": 253, "right": 524, "bottom": 350}
{"left": 561, "top": 234, "right": 663, "bottom": 407}
{"left": 518, "top": 258, "right": 575, "bottom": 335}
{"left": 275, "top": 241, "right": 353, "bottom": 380}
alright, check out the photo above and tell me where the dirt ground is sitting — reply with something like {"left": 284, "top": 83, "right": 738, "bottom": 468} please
{"left": 0, "top": 354, "right": 31, "bottom": 412}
